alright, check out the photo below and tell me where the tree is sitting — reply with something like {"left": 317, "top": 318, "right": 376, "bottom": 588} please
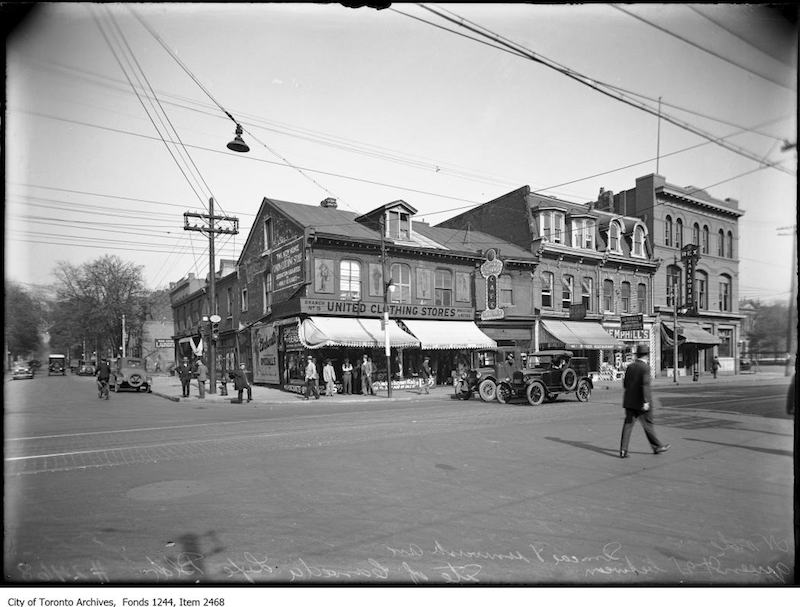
{"left": 5, "top": 281, "right": 44, "bottom": 360}
{"left": 51, "top": 255, "right": 147, "bottom": 359}
{"left": 744, "top": 300, "right": 791, "bottom": 357}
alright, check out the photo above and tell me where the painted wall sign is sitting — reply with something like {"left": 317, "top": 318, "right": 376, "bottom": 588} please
{"left": 607, "top": 328, "right": 651, "bottom": 341}
{"left": 154, "top": 339, "right": 173, "bottom": 349}
{"left": 252, "top": 323, "right": 279, "bottom": 384}
{"left": 299, "top": 298, "right": 475, "bottom": 320}
{"left": 480, "top": 249, "right": 504, "bottom": 321}
{"left": 271, "top": 237, "right": 305, "bottom": 292}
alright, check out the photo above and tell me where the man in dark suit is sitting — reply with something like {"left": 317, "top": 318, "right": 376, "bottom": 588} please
{"left": 176, "top": 357, "right": 193, "bottom": 397}
{"left": 620, "top": 344, "right": 670, "bottom": 458}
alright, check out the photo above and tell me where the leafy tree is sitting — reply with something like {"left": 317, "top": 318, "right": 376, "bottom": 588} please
{"left": 5, "top": 281, "right": 44, "bottom": 359}
{"left": 744, "top": 300, "right": 793, "bottom": 357}
{"left": 51, "top": 255, "right": 147, "bottom": 359}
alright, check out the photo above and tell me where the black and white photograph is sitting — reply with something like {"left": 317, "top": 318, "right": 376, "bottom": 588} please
{"left": 3, "top": 2, "right": 797, "bottom": 600}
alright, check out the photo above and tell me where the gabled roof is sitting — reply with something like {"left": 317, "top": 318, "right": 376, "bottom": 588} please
{"left": 355, "top": 200, "right": 418, "bottom": 225}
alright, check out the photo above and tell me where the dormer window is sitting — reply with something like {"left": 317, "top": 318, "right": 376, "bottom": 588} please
{"left": 386, "top": 209, "right": 411, "bottom": 240}
{"left": 632, "top": 225, "right": 645, "bottom": 257}
{"left": 609, "top": 221, "right": 621, "bottom": 253}
{"left": 571, "top": 218, "right": 594, "bottom": 249}
{"left": 541, "top": 210, "right": 564, "bottom": 244}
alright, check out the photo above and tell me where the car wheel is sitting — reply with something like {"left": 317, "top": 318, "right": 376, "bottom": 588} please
{"left": 561, "top": 368, "right": 578, "bottom": 391}
{"left": 526, "top": 380, "right": 546, "bottom": 406}
{"left": 576, "top": 379, "right": 592, "bottom": 402}
{"left": 128, "top": 374, "right": 144, "bottom": 388}
{"left": 478, "top": 379, "right": 497, "bottom": 402}
{"left": 496, "top": 382, "right": 511, "bottom": 404}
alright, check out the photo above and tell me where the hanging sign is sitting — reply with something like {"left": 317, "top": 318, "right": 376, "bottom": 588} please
{"left": 480, "top": 249, "right": 505, "bottom": 320}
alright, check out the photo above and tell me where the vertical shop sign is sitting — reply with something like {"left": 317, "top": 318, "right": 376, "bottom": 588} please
{"left": 252, "top": 323, "right": 279, "bottom": 384}
{"left": 681, "top": 244, "right": 699, "bottom": 311}
{"left": 480, "top": 249, "right": 504, "bottom": 320}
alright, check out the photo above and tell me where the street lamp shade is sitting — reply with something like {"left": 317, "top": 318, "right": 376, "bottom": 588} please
{"left": 227, "top": 123, "right": 250, "bottom": 153}
{"left": 385, "top": 279, "right": 397, "bottom": 293}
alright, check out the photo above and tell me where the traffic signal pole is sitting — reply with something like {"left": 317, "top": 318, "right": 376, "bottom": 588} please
{"left": 184, "top": 199, "right": 239, "bottom": 395}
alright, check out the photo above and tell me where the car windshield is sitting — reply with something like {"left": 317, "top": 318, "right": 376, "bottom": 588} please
{"left": 125, "top": 360, "right": 143, "bottom": 368}
{"left": 527, "top": 356, "right": 552, "bottom": 369}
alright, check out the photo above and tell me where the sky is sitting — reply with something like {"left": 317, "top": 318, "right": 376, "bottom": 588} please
{"left": 5, "top": 3, "right": 797, "bottom": 304}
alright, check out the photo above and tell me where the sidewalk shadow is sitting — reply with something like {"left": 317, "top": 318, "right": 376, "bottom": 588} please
{"left": 544, "top": 436, "right": 620, "bottom": 458}
{"left": 683, "top": 437, "right": 793, "bottom": 457}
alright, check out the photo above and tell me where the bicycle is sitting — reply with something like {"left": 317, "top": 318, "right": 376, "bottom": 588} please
{"left": 97, "top": 379, "right": 110, "bottom": 400}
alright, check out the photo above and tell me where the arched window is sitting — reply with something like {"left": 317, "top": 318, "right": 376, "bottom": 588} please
{"left": 435, "top": 269, "right": 453, "bottom": 306}
{"left": 633, "top": 225, "right": 645, "bottom": 256}
{"left": 675, "top": 218, "right": 684, "bottom": 249}
{"left": 620, "top": 281, "right": 631, "bottom": 313}
{"left": 609, "top": 221, "right": 621, "bottom": 252}
{"left": 666, "top": 265, "right": 682, "bottom": 307}
{"left": 562, "top": 274, "right": 574, "bottom": 310}
{"left": 727, "top": 231, "right": 734, "bottom": 258}
{"left": 637, "top": 283, "right": 647, "bottom": 313}
{"left": 717, "top": 229, "right": 725, "bottom": 257}
{"left": 719, "top": 274, "right": 732, "bottom": 312}
{"left": 693, "top": 222, "right": 700, "bottom": 247}
{"left": 499, "top": 275, "right": 514, "bottom": 307}
{"left": 541, "top": 271, "right": 554, "bottom": 308}
{"left": 664, "top": 215, "right": 673, "bottom": 247}
{"left": 695, "top": 270, "right": 708, "bottom": 310}
{"left": 702, "top": 225, "right": 710, "bottom": 254}
{"left": 339, "top": 260, "right": 361, "bottom": 300}
{"left": 603, "top": 279, "right": 614, "bottom": 313}
{"left": 390, "top": 263, "right": 412, "bottom": 303}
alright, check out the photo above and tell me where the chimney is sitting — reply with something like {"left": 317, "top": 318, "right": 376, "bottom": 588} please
{"left": 598, "top": 188, "right": 614, "bottom": 212}
{"left": 320, "top": 197, "right": 337, "bottom": 209}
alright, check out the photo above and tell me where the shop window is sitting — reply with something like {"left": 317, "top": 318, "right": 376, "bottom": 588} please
{"left": 702, "top": 225, "right": 709, "bottom": 254}
{"left": 675, "top": 218, "right": 683, "bottom": 249}
{"left": 561, "top": 274, "right": 574, "bottom": 310}
{"left": 719, "top": 275, "right": 732, "bottom": 312}
{"left": 435, "top": 269, "right": 453, "bottom": 306}
{"left": 390, "top": 263, "right": 412, "bottom": 303}
{"left": 695, "top": 271, "right": 708, "bottom": 310}
{"left": 541, "top": 271, "right": 554, "bottom": 308}
{"left": 664, "top": 215, "right": 673, "bottom": 247}
{"left": 241, "top": 288, "right": 248, "bottom": 312}
{"left": 620, "top": 281, "right": 631, "bottom": 313}
{"left": 637, "top": 283, "right": 647, "bottom": 313}
{"left": 603, "top": 279, "right": 614, "bottom": 313}
{"left": 717, "top": 229, "right": 725, "bottom": 257}
{"left": 666, "top": 265, "right": 681, "bottom": 307}
{"left": 717, "top": 328, "right": 733, "bottom": 357}
{"left": 499, "top": 275, "right": 514, "bottom": 307}
{"left": 340, "top": 260, "right": 361, "bottom": 300}
{"left": 582, "top": 276, "right": 593, "bottom": 311}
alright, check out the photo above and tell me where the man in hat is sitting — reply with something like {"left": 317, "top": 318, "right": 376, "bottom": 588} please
{"left": 323, "top": 359, "right": 336, "bottom": 397}
{"left": 620, "top": 343, "right": 670, "bottom": 458}
{"left": 420, "top": 356, "right": 432, "bottom": 394}
{"left": 233, "top": 362, "right": 252, "bottom": 403}
{"left": 176, "top": 356, "right": 193, "bottom": 397}
{"left": 304, "top": 355, "right": 320, "bottom": 400}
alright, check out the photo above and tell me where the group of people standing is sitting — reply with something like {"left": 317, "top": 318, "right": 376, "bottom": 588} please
{"left": 304, "top": 354, "right": 377, "bottom": 399}
{"left": 175, "top": 357, "right": 251, "bottom": 402}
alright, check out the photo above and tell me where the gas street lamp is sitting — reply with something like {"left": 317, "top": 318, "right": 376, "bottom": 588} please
{"left": 384, "top": 278, "right": 397, "bottom": 398}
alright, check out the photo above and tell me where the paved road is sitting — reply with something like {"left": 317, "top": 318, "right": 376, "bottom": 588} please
{"left": 4, "top": 372, "right": 795, "bottom": 585}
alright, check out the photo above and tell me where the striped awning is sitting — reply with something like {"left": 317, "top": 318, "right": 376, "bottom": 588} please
{"left": 298, "top": 316, "right": 420, "bottom": 349}
{"left": 401, "top": 320, "right": 497, "bottom": 350}
{"left": 541, "top": 320, "right": 624, "bottom": 349}
{"left": 661, "top": 322, "right": 720, "bottom": 347}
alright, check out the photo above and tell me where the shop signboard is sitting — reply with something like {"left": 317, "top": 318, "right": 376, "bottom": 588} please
{"left": 608, "top": 327, "right": 651, "bottom": 341}
{"left": 299, "top": 298, "right": 475, "bottom": 320}
{"left": 154, "top": 339, "right": 172, "bottom": 349}
{"left": 271, "top": 237, "right": 305, "bottom": 293}
{"left": 252, "top": 323, "right": 280, "bottom": 384}
{"left": 480, "top": 248, "right": 504, "bottom": 321}
{"left": 620, "top": 314, "right": 643, "bottom": 331}
{"left": 681, "top": 244, "right": 699, "bottom": 311}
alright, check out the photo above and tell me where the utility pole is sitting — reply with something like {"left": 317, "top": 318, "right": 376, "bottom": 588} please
{"left": 122, "top": 314, "right": 126, "bottom": 358}
{"left": 778, "top": 225, "right": 797, "bottom": 374}
{"left": 184, "top": 199, "right": 239, "bottom": 394}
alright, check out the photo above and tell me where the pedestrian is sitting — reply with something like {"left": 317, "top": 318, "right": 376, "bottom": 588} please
{"left": 195, "top": 359, "right": 207, "bottom": 399}
{"left": 361, "top": 354, "right": 374, "bottom": 395}
{"left": 341, "top": 358, "right": 353, "bottom": 394}
{"left": 619, "top": 344, "right": 670, "bottom": 458}
{"left": 95, "top": 358, "right": 111, "bottom": 400}
{"left": 421, "top": 356, "right": 432, "bottom": 394}
{"left": 233, "top": 362, "right": 252, "bottom": 403}
{"left": 787, "top": 373, "right": 796, "bottom": 417}
{"left": 304, "top": 355, "right": 320, "bottom": 400}
{"left": 712, "top": 356, "right": 720, "bottom": 379}
{"left": 176, "top": 356, "right": 192, "bottom": 397}
{"left": 323, "top": 359, "right": 336, "bottom": 397}
{"left": 353, "top": 357, "right": 362, "bottom": 394}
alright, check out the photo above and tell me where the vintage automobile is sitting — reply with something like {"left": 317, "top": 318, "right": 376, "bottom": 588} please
{"left": 47, "top": 354, "right": 67, "bottom": 376}
{"left": 496, "top": 350, "right": 593, "bottom": 406}
{"left": 110, "top": 357, "right": 152, "bottom": 393}
{"left": 12, "top": 365, "right": 35, "bottom": 380}
{"left": 77, "top": 363, "right": 97, "bottom": 376}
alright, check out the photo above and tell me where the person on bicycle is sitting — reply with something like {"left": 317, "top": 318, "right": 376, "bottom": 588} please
{"left": 96, "top": 358, "right": 111, "bottom": 400}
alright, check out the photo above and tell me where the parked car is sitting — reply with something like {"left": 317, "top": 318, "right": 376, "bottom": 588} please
{"left": 110, "top": 357, "right": 152, "bottom": 393}
{"left": 28, "top": 359, "right": 41, "bottom": 371}
{"left": 77, "top": 363, "right": 97, "bottom": 376}
{"left": 12, "top": 365, "right": 34, "bottom": 380}
{"left": 496, "top": 350, "right": 593, "bottom": 406}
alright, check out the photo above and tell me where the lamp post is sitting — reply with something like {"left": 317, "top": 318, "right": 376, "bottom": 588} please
{"left": 384, "top": 279, "right": 397, "bottom": 398}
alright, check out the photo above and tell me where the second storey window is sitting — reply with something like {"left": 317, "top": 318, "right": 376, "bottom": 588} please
{"left": 390, "top": 263, "right": 412, "bottom": 303}
{"left": 696, "top": 271, "right": 708, "bottom": 310}
{"left": 582, "top": 276, "right": 593, "bottom": 311}
{"left": 693, "top": 222, "right": 700, "bottom": 247}
{"left": 263, "top": 272, "right": 272, "bottom": 314}
{"left": 727, "top": 231, "right": 734, "bottom": 258}
{"left": 340, "top": 260, "right": 361, "bottom": 300}
{"left": 719, "top": 275, "right": 732, "bottom": 312}
{"left": 620, "top": 281, "right": 631, "bottom": 313}
{"left": 241, "top": 288, "right": 248, "bottom": 312}
{"left": 675, "top": 218, "right": 684, "bottom": 249}
{"left": 561, "top": 274, "right": 574, "bottom": 310}
{"left": 702, "top": 225, "right": 710, "bottom": 254}
{"left": 227, "top": 288, "right": 233, "bottom": 318}
{"left": 718, "top": 229, "right": 725, "bottom": 257}
{"left": 435, "top": 269, "right": 453, "bottom": 306}
{"left": 603, "top": 279, "right": 614, "bottom": 313}
{"left": 637, "top": 283, "right": 647, "bottom": 313}
{"left": 499, "top": 275, "right": 514, "bottom": 307}
{"left": 665, "top": 215, "right": 673, "bottom": 247}
{"left": 666, "top": 265, "right": 681, "bottom": 306}
{"left": 541, "top": 271, "right": 553, "bottom": 308}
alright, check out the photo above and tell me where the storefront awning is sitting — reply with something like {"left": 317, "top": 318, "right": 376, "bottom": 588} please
{"left": 540, "top": 320, "right": 624, "bottom": 350}
{"left": 661, "top": 322, "right": 720, "bottom": 347}
{"left": 481, "top": 327, "right": 532, "bottom": 346}
{"left": 298, "top": 316, "right": 420, "bottom": 349}
{"left": 401, "top": 320, "right": 497, "bottom": 350}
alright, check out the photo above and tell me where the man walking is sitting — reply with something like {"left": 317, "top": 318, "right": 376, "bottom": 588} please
{"left": 421, "top": 356, "right": 432, "bottom": 394}
{"left": 233, "top": 362, "right": 252, "bottom": 403}
{"left": 304, "top": 355, "right": 320, "bottom": 400}
{"left": 176, "top": 357, "right": 192, "bottom": 397}
{"left": 95, "top": 358, "right": 111, "bottom": 400}
{"left": 361, "top": 354, "right": 374, "bottom": 395}
{"left": 196, "top": 359, "right": 207, "bottom": 399}
{"left": 620, "top": 344, "right": 670, "bottom": 458}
